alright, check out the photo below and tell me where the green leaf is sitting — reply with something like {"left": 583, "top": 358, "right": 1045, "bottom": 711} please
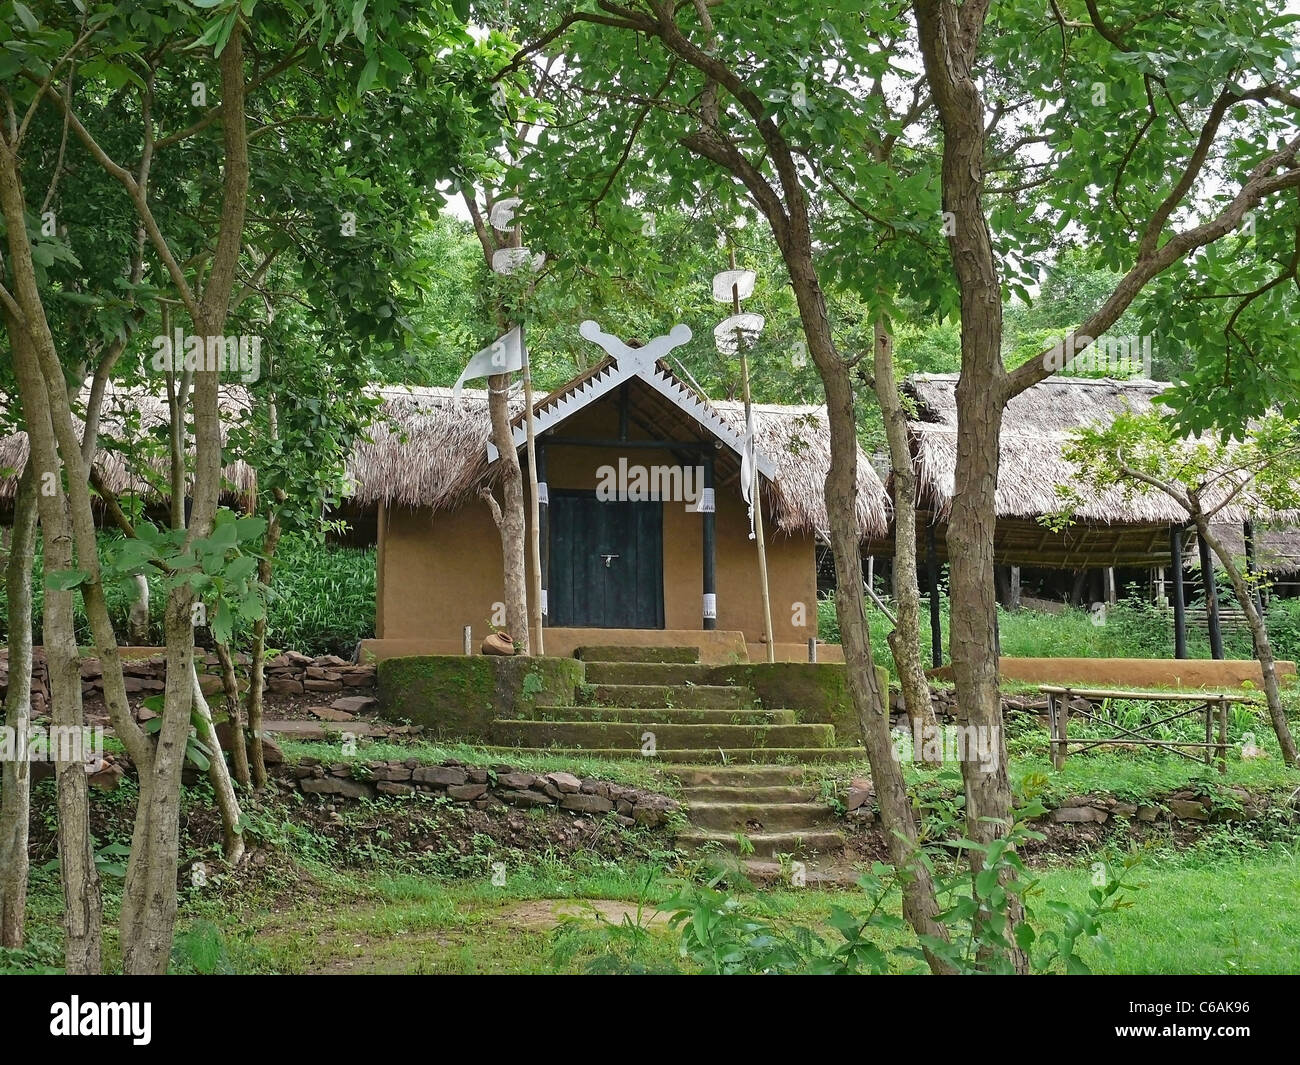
{"left": 225, "top": 555, "right": 258, "bottom": 583}
{"left": 233, "top": 515, "right": 268, "bottom": 541}
{"left": 212, "top": 10, "right": 238, "bottom": 56}
{"left": 12, "top": 2, "right": 38, "bottom": 30}
{"left": 46, "top": 569, "right": 89, "bottom": 592}
{"left": 357, "top": 54, "right": 379, "bottom": 95}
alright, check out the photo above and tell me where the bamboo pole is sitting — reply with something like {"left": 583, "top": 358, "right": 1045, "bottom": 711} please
{"left": 745, "top": 357, "right": 775, "bottom": 663}
{"left": 521, "top": 323, "right": 544, "bottom": 656}
{"left": 729, "top": 251, "right": 774, "bottom": 663}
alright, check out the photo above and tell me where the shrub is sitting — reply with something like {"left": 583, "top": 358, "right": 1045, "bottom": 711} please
{"left": 0, "top": 531, "right": 375, "bottom": 657}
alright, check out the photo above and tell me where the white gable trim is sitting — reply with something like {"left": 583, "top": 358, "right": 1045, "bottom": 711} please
{"left": 486, "top": 358, "right": 777, "bottom": 478}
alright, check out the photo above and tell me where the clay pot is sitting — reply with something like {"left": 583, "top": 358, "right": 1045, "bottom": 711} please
{"left": 481, "top": 632, "right": 516, "bottom": 656}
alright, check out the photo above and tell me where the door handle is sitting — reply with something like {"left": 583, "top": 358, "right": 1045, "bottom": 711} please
{"left": 602, "top": 553, "right": 620, "bottom": 568}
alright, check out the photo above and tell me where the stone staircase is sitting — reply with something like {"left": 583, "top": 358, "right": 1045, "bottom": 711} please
{"left": 666, "top": 764, "right": 844, "bottom": 857}
{"left": 489, "top": 645, "right": 855, "bottom": 858}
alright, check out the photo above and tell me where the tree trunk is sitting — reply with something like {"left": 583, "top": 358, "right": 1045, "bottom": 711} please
{"left": 119, "top": 595, "right": 197, "bottom": 974}
{"left": 44, "top": 504, "right": 103, "bottom": 975}
{"left": 191, "top": 660, "right": 245, "bottom": 862}
{"left": 127, "top": 572, "right": 150, "bottom": 644}
{"left": 914, "top": 0, "right": 1028, "bottom": 972}
{"left": 247, "top": 508, "right": 281, "bottom": 791}
{"left": 2, "top": 301, "right": 106, "bottom": 974}
{"left": 486, "top": 373, "right": 530, "bottom": 653}
{"left": 784, "top": 255, "right": 954, "bottom": 974}
{"left": 1196, "top": 518, "right": 1298, "bottom": 765}
{"left": 873, "top": 320, "right": 942, "bottom": 764}
{"left": 214, "top": 641, "right": 250, "bottom": 788}
{"left": 120, "top": 33, "right": 250, "bottom": 972}
{"left": 0, "top": 465, "right": 37, "bottom": 947}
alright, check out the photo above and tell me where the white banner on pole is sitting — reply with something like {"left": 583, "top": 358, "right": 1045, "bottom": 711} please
{"left": 492, "top": 247, "right": 544, "bottom": 275}
{"left": 740, "top": 405, "right": 758, "bottom": 540}
{"left": 714, "top": 313, "right": 765, "bottom": 355}
{"left": 453, "top": 327, "right": 524, "bottom": 400}
{"left": 489, "top": 197, "right": 522, "bottom": 231}
{"left": 712, "top": 269, "right": 756, "bottom": 302}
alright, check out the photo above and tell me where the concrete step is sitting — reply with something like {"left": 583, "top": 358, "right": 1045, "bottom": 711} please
{"left": 481, "top": 746, "right": 866, "bottom": 765}
{"left": 676, "top": 828, "right": 845, "bottom": 857}
{"left": 666, "top": 765, "right": 812, "bottom": 787}
{"left": 587, "top": 683, "right": 752, "bottom": 710}
{"left": 685, "top": 801, "right": 834, "bottom": 832}
{"left": 583, "top": 661, "right": 715, "bottom": 686}
{"left": 490, "top": 720, "right": 834, "bottom": 750}
{"left": 513, "top": 705, "right": 795, "bottom": 725}
{"left": 576, "top": 645, "right": 699, "bottom": 664}
{"left": 678, "top": 784, "right": 816, "bottom": 803}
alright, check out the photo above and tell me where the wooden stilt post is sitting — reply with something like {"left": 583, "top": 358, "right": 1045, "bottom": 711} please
{"left": 1244, "top": 519, "right": 1264, "bottom": 612}
{"left": 1170, "top": 525, "right": 1187, "bottom": 660}
{"left": 1197, "top": 527, "right": 1223, "bottom": 660}
{"left": 926, "top": 522, "right": 942, "bottom": 668}
{"left": 1217, "top": 696, "right": 1228, "bottom": 774}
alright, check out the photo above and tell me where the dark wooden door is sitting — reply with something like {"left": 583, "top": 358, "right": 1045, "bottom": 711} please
{"left": 549, "top": 491, "right": 664, "bottom": 628}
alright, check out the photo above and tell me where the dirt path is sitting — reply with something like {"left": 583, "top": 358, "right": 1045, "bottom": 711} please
{"left": 500, "top": 898, "right": 671, "bottom": 929}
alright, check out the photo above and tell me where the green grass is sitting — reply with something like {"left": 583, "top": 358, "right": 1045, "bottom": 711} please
{"left": 821, "top": 592, "right": 1300, "bottom": 678}
{"left": 169, "top": 845, "right": 1300, "bottom": 974}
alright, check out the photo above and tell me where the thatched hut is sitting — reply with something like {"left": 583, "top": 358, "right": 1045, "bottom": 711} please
{"left": 882, "top": 373, "right": 1297, "bottom": 662}
{"left": 889, "top": 374, "right": 1196, "bottom": 568}
{"left": 353, "top": 351, "right": 889, "bottom": 658}
{"left": 0, "top": 385, "right": 256, "bottom": 514}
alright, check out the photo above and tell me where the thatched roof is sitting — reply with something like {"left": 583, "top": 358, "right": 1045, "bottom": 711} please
{"left": 1, "top": 381, "right": 889, "bottom": 538}
{"left": 0, "top": 385, "right": 255, "bottom": 506}
{"left": 907, "top": 374, "right": 1261, "bottom": 526}
{"left": 908, "top": 373, "right": 1168, "bottom": 433}
{"left": 350, "top": 386, "right": 890, "bottom": 539}
{"left": 910, "top": 423, "right": 1194, "bottom": 524}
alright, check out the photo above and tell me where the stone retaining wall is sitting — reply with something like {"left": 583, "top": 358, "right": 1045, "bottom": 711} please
{"left": 286, "top": 758, "right": 681, "bottom": 829}
{"left": 0, "top": 648, "right": 375, "bottom": 710}
{"left": 843, "top": 779, "right": 1278, "bottom": 828}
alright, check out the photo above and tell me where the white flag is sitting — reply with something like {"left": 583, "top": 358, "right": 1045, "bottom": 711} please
{"left": 713, "top": 313, "right": 765, "bottom": 356}
{"left": 740, "top": 405, "right": 758, "bottom": 540}
{"left": 712, "top": 269, "right": 757, "bottom": 302}
{"left": 453, "top": 327, "right": 523, "bottom": 400}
